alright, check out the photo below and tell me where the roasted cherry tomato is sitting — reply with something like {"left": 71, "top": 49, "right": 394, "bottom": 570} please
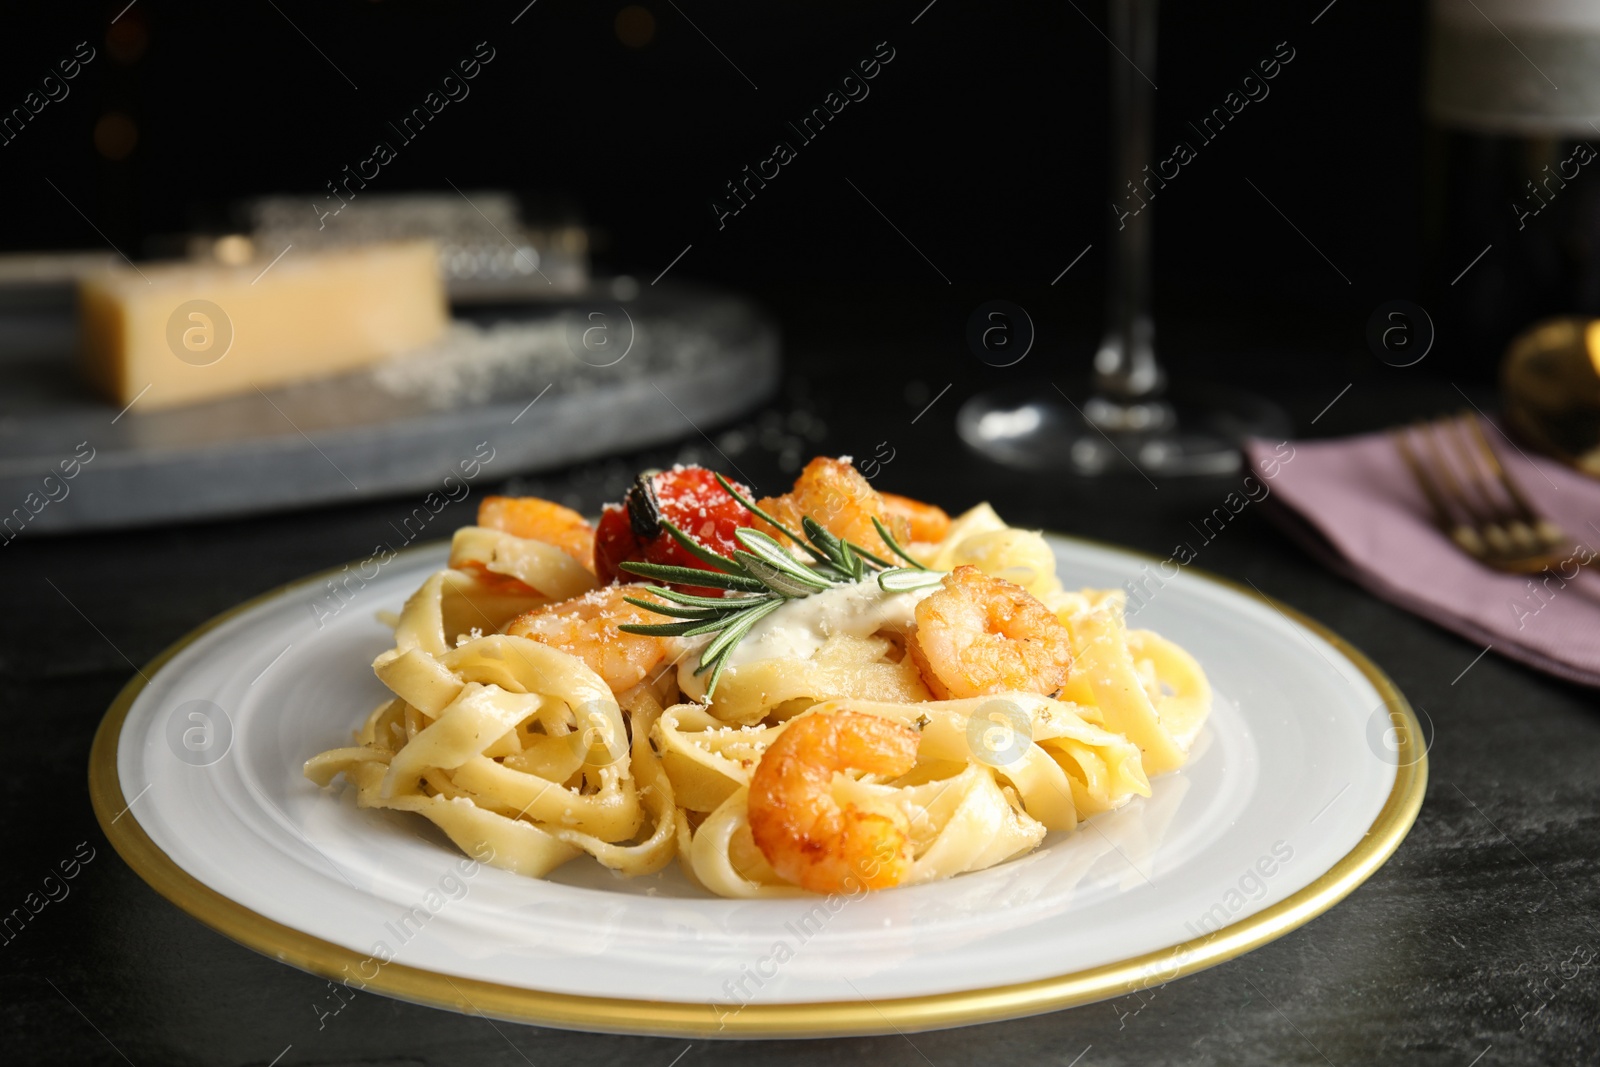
{"left": 593, "top": 466, "right": 756, "bottom": 594}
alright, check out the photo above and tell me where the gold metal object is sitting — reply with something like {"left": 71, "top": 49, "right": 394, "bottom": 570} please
{"left": 1393, "top": 413, "right": 1572, "bottom": 574}
{"left": 1501, "top": 316, "right": 1600, "bottom": 476}
{"left": 88, "top": 538, "right": 1425, "bottom": 1038}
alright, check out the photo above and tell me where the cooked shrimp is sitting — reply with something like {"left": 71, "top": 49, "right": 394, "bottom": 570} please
{"left": 908, "top": 566, "right": 1073, "bottom": 700}
{"left": 504, "top": 584, "right": 671, "bottom": 693}
{"left": 748, "top": 710, "right": 920, "bottom": 893}
{"left": 755, "top": 457, "right": 911, "bottom": 557}
{"left": 478, "top": 496, "right": 597, "bottom": 572}
{"left": 881, "top": 492, "right": 951, "bottom": 544}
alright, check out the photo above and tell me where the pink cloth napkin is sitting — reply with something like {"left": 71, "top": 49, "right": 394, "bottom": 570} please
{"left": 1244, "top": 423, "right": 1600, "bottom": 687}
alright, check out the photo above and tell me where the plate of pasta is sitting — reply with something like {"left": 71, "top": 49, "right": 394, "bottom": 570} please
{"left": 90, "top": 456, "right": 1425, "bottom": 1037}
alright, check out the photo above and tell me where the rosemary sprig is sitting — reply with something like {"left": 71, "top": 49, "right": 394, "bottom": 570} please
{"left": 616, "top": 480, "right": 942, "bottom": 697}
{"left": 871, "top": 516, "right": 931, "bottom": 571}
{"left": 711, "top": 472, "right": 898, "bottom": 571}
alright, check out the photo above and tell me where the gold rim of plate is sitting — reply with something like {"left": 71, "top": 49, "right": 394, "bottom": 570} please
{"left": 88, "top": 535, "right": 1428, "bottom": 1039}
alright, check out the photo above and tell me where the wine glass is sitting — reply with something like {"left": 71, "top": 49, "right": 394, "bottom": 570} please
{"left": 958, "top": 0, "right": 1287, "bottom": 476}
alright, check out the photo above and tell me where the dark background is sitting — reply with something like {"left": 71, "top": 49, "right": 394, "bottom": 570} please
{"left": 7, "top": 4, "right": 1600, "bottom": 1067}
{"left": 3, "top": 0, "right": 1429, "bottom": 385}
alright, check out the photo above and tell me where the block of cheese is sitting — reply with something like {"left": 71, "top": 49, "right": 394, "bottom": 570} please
{"left": 79, "top": 241, "right": 448, "bottom": 410}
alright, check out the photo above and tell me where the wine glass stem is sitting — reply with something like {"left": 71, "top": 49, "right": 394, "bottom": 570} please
{"left": 1096, "top": 0, "right": 1164, "bottom": 404}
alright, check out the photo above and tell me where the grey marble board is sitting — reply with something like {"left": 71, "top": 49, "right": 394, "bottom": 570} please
{"left": 0, "top": 281, "right": 779, "bottom": 534}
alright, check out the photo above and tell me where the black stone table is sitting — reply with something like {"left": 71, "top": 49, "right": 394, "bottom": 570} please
{"left": 4, "top": 294, "right": 1596, "bottom": 1066}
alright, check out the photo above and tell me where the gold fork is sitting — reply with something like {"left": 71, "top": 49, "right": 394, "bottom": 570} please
{"left": 1392, "top": 412, "right": 1574, "bottom": 574}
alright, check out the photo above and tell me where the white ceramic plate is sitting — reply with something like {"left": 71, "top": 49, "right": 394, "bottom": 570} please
{"left": 91, "top": 536, "right": 1425, "bottom": 1038}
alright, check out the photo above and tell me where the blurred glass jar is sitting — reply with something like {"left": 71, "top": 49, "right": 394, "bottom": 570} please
{"left": 1424, "top": 0, "right": 1600, "bottom": 379}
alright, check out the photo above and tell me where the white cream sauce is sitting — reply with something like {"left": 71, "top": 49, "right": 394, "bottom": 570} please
{"left": 676, "top": 580, "right": 936, "bottom": 702}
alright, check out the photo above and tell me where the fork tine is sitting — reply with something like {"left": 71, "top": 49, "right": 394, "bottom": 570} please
{"left": 1458, "top": 412, "right": 1567, "bottom": 549}
{"left": 1393, "top": 413, "right": 1580, "bottom": 574}
{"left": 1443, "top": 417, "right": 1504, "bottom": 519}
{"left": 1394, "top": 425, "right": 1487, "bottom": 559}
{"left": 1417, "top": 419, "right": 1494, "bottom": 533}
{"left": 1393, "top": 428, "right": 1450, "bottom": 526}
{"left": 1442, "top": 415, "right": 1536, "bottom": 556}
